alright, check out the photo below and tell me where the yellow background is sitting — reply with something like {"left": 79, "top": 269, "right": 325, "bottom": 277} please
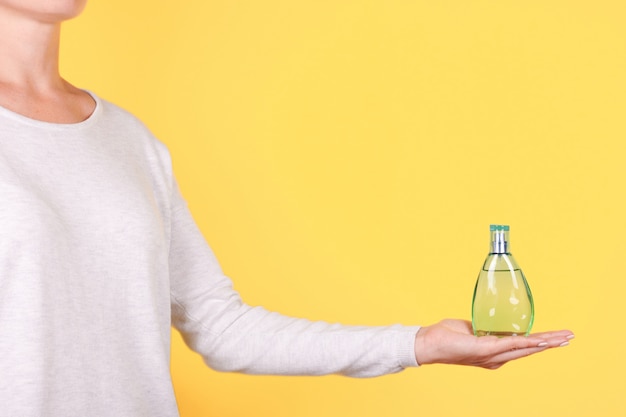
{"left": 62, "top": 1, "right": 623, "bottom": 416}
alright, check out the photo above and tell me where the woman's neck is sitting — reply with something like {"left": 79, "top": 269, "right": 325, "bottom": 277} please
{"left": 0, "top": 9, "right": 64, "bottom": 90}
{"left": 0, "top": 14, "right": 95, "bottom": 123}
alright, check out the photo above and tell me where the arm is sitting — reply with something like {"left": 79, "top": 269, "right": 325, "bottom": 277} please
{"left": 168, "top": 187, "right": 419, "bottom": 377}
{"left": 168, "top": 186, "right": 573, "bottom": 375}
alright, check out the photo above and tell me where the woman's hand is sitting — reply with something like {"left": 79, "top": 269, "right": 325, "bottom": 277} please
{"left": 414, "top": 319, "right": 574, "bottom": 369}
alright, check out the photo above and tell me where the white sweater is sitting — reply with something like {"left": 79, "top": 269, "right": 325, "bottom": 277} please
{"left": 0, "top": 92, "right": 419, "bottom": 417}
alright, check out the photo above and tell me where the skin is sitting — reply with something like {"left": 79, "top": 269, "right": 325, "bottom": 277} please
{"left": 0, "top": 0, "right": 575, "bottom": 368}
{"left": 0, "top": 0, "right": 94, "bottom": 123}
{"left": 414, "top": 319, "right": 573, "bottom": 369}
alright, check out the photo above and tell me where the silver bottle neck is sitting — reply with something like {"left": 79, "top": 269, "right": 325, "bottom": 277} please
{"left": 490, "top": 226, "right": 510, "bottom": 254}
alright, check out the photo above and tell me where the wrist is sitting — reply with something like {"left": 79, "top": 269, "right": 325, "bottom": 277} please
{"left": 414, "top": 326, "right": 434, "bottom": 365}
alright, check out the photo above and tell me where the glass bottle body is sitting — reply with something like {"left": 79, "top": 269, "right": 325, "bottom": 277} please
{"left": 472, "top": 253, "right": 534, "bottom": 336}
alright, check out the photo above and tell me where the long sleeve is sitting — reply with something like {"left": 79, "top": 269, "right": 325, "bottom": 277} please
{"left": 169, "top": 186, "right": 420, "bottom": 377}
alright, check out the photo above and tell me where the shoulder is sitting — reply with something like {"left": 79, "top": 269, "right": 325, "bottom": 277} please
{"left": 89, "top": 91, "right": 174, "bottom": 171}
{"left": 92, "top": 93, "right": 152, "bottom": 133}
{"left": 91, "top": 92, "right": 170, "bottom": 149}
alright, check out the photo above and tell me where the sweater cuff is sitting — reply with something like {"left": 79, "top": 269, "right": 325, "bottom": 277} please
{"left": 397, "top": 326, "right": 421, "bottom": 368}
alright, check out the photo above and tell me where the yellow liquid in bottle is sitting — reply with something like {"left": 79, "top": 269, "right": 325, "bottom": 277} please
{"left": 472, "top": 264, "right": 534, "bottom": 337}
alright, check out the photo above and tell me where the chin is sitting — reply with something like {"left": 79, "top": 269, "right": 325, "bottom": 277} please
{"left": 1, "top": 0, "right": 89, "bottom": 23}
{"left": 43, "top": 0, "right": 89, "bottom": 21}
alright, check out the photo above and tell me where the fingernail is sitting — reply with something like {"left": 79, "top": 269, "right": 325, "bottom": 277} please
{"left": 537, "top": 342, "right": 548, "bottom": 347}
{"left": 559, "top": 341, "right": 570, "bottom": 347}
{"left": 567, "top": 334, "right": 575, "bottom": 340}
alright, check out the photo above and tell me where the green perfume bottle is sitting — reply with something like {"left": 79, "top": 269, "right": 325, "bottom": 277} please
{"left": 472, "top": 225, "right": 534, "bottom": 336}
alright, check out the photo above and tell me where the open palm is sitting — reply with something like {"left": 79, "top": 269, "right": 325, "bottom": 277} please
{"left": 414, "top": 319, "right": 573, "bottom": 369}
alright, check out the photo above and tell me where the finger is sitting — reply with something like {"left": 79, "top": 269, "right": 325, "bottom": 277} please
{"left": 481, "top": 334, "right": 573, "bottom": 368}
{"left": 527, "top": 332, "right": 574, "bottom": 349}
{"left": 488, "top": 331, "right": 574, "bottom": 353}
{"left": 528, "top": 329, "right": 575, "bottom": 339}
{"left": 484, "top": 335, "right": 545, "bottom": 352}
{"left": 484, "top": 345, "right": 550, "bottom": 367}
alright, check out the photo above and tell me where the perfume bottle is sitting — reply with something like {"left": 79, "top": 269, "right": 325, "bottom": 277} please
{"left": 472, "top": 225, "right": 534, "bottom": 336}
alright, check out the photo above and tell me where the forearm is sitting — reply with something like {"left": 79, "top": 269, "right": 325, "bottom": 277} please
{"left": 169, "top": 189, "right": 420, "bottom": 377}
{"left": 173, "top": 296, "right": 419, "bottom": 377}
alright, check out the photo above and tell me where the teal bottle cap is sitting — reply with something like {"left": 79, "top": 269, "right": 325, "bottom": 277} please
{"left": 490, "top": 224, "right": 510, "bottom": 231}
